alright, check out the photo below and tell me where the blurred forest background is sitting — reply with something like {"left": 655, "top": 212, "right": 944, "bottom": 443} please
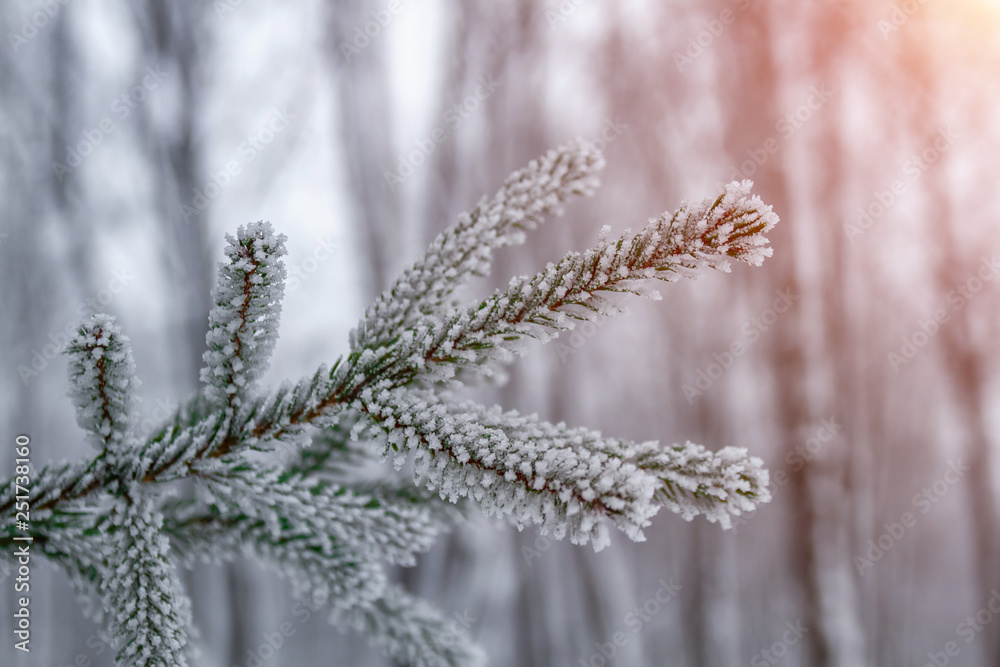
{"left": 3, "top": 0, "right": 1000, "bottom": 665}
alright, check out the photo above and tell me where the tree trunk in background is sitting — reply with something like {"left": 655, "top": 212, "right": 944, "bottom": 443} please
{"left": 927, "top": 180, "right": 1000, "bottom": 667}
{"left": 807, "top": 4, "right": 868, "bottom": 664}
{"left": 596, "top": 10, "right": 712, "bottom": 665}
{"left": 715, "top": 4, "right": 832, "bottom": 664}
{"left": 901, "top": 29, "right": 1000, "bottom": 665}
{"left": 328, "top": 0, "right": 402, "bottom": 297}
{"left": 135, "top": 0, "right": 214, "bottom": 386}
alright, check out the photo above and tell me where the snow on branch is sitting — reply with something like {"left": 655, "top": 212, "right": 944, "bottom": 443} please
{"left": 66, "top": 314, "right": 140, "bottom": 470}
{"left": 102, "top": 496, "right": 193, "bottom": 667}
{"left": 636, "top": 442, "right": 770, "bottom": 528}
{"left": 201, "top": 221, "right": 287, "bottom": 413}
{"left": 352, "top": 140, "right": 604, "bottom": 352}
{"left": 353, "top": 389, "right": 768, "bottom": 549}
{"left": 163, "top": 498, "right": 386, "bottom": 611}
{"left": 350, "top": 179, "right": 779, "bottom": 386}
{"left": 446, "top": 399, "right": 770, "bottom": 530}
{"left": 193, "top": 464, "right": 448, "bottom": 566}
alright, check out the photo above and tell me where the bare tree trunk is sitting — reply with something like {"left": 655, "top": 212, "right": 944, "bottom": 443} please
{"left": 927, "top": 183, "right": 1000, "bottom": 667}
{"left": 328, "top": 0, "right": 402, "bottom": 296}
{"left": 898, "top": 26, "right": 1000, "bottom": 664}
{"left": 806, "top": 4, "right": 869, "bottom": 663}
{"left": 133, "top": 0, "right": 214, "bottom": 387}
{"left": 713, "top": 4, "right": 832, "bottom": 664}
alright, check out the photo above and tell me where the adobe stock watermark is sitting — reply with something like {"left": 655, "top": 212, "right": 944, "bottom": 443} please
{"left": 770, "top": 417, "right": 842, "bottom": 488}
{"left": 213, "top": 0, "right": 244, "bottom": 19}
{"left": 179, "top": 108, "right": 294, "bottom": 223}
{"left": 673, "top": 0, "right": 754, "bottom": 72}
{"left": 7, "top": 0, "right": 72, "bottom": 55}
{"left": 718, "top": 84, "right": 834, "bottom": 188}
{"left": 521, "top": 532, "right": 556, "bottom": 565}
{"left": 586, "top": 116, "right": 629, "bottom": 154}
{"left": 921, "top": 589, "right": 1000, "bottom": 667}
{"left": 383, "top": 75, "right": 502, "bottom": 192}
{"left": 339, "top": 0, "right": 411, "bottom": 62}
{"left": 136, "top": 398, "right": 180, "bottom": 439}
{"left": 749, "top": 620, "right": 809, "bottom": 666}
{"left": 286, "top": 235, "right": 340, "bottom": 293}
{"left": 887, "top": 254, "right": 999, "bottom": 372}
{"left": 437, "top": 609, "right": 477, "bottom": 651}
{"left": 51, "top": 66, "right": 169, "bottom": 182}
{"left": 17, "top": 269, "right": 136, "bottom": 385}
{"left": 844, "top": 126, "right": 959, "bottom": 243}
{"left": 682, "top": 288, "right": 797, "bottom": 403}
{"left": 853, "top": 459, "right": 968, "bottom": 576}
{"left": 231, "top": 596, "right": 326, "bottom": 667}
{"left": 729, "top": 418, "right": 842, "bottom": 534}
{"left": 878, "top": 0, "right": 931, "bottom": 40}
{"left": 545, "top": 0, "right": 589, "bottom": 28}
{"left": 554, "top": 316, "right": 607, "bottom": 364}
{"left": 579, "top": 577, "right": 682, "bottom": 667}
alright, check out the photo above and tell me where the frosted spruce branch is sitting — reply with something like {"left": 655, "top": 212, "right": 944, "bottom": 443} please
{"left": 65, "top": 315, "right": 141, "bottom": 476}
{"left": 63, "top": 315, "right": 195, "bottom": 666}
{"left": 0, "top": 141, "right": 778, "bottom": 667}
{"left": 351, "top": 140, "right": 604, "bottom": 352}
{"left": 163, "top": 495, "right": 387, "bottom": 611}
{"left": 101, "top": 496, "right": 193, "bottom": 667}
{"left": 352, "top": 388, "right": 769, "bottom": 550}
{"left": 201, "top": 222, "right": 287, "bottom": 414}
{"left": 192, "top": 464, "right": 449, "bottom": 567}
{"left": 363, "top": 179, "right": 778, "bottom": 386}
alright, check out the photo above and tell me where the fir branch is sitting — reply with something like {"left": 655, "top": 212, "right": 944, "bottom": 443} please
{"left": 193, "top": 464, "right": 448, "bottom": 566}
{"left": 65, "top": 314, "right": 140, "bottom": 474}
{"left": 201, "top": 221, "right": 287, "bottom": 414}
{"left": 352, "top": 140, "right": 604, "bottom": 352}
{"left": 439, "top": 396, "right": 769, "bottom": 530}
{"left": 350, "top": 388, "right": 768, "bottom": 548}
{"left": 102, "top": 495, "right": 192, "bottom": 667}
{"left": 163, "top": 500, "right": 386, "bottom": 611}
{"left": 637, "top": 442, "right": 770, "bottom": 528}
{"left": 384, "top": 180, "right": 780, "bottom": 383}
{"left": 334, "top": 584, "right": 487, "bottom": 667}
